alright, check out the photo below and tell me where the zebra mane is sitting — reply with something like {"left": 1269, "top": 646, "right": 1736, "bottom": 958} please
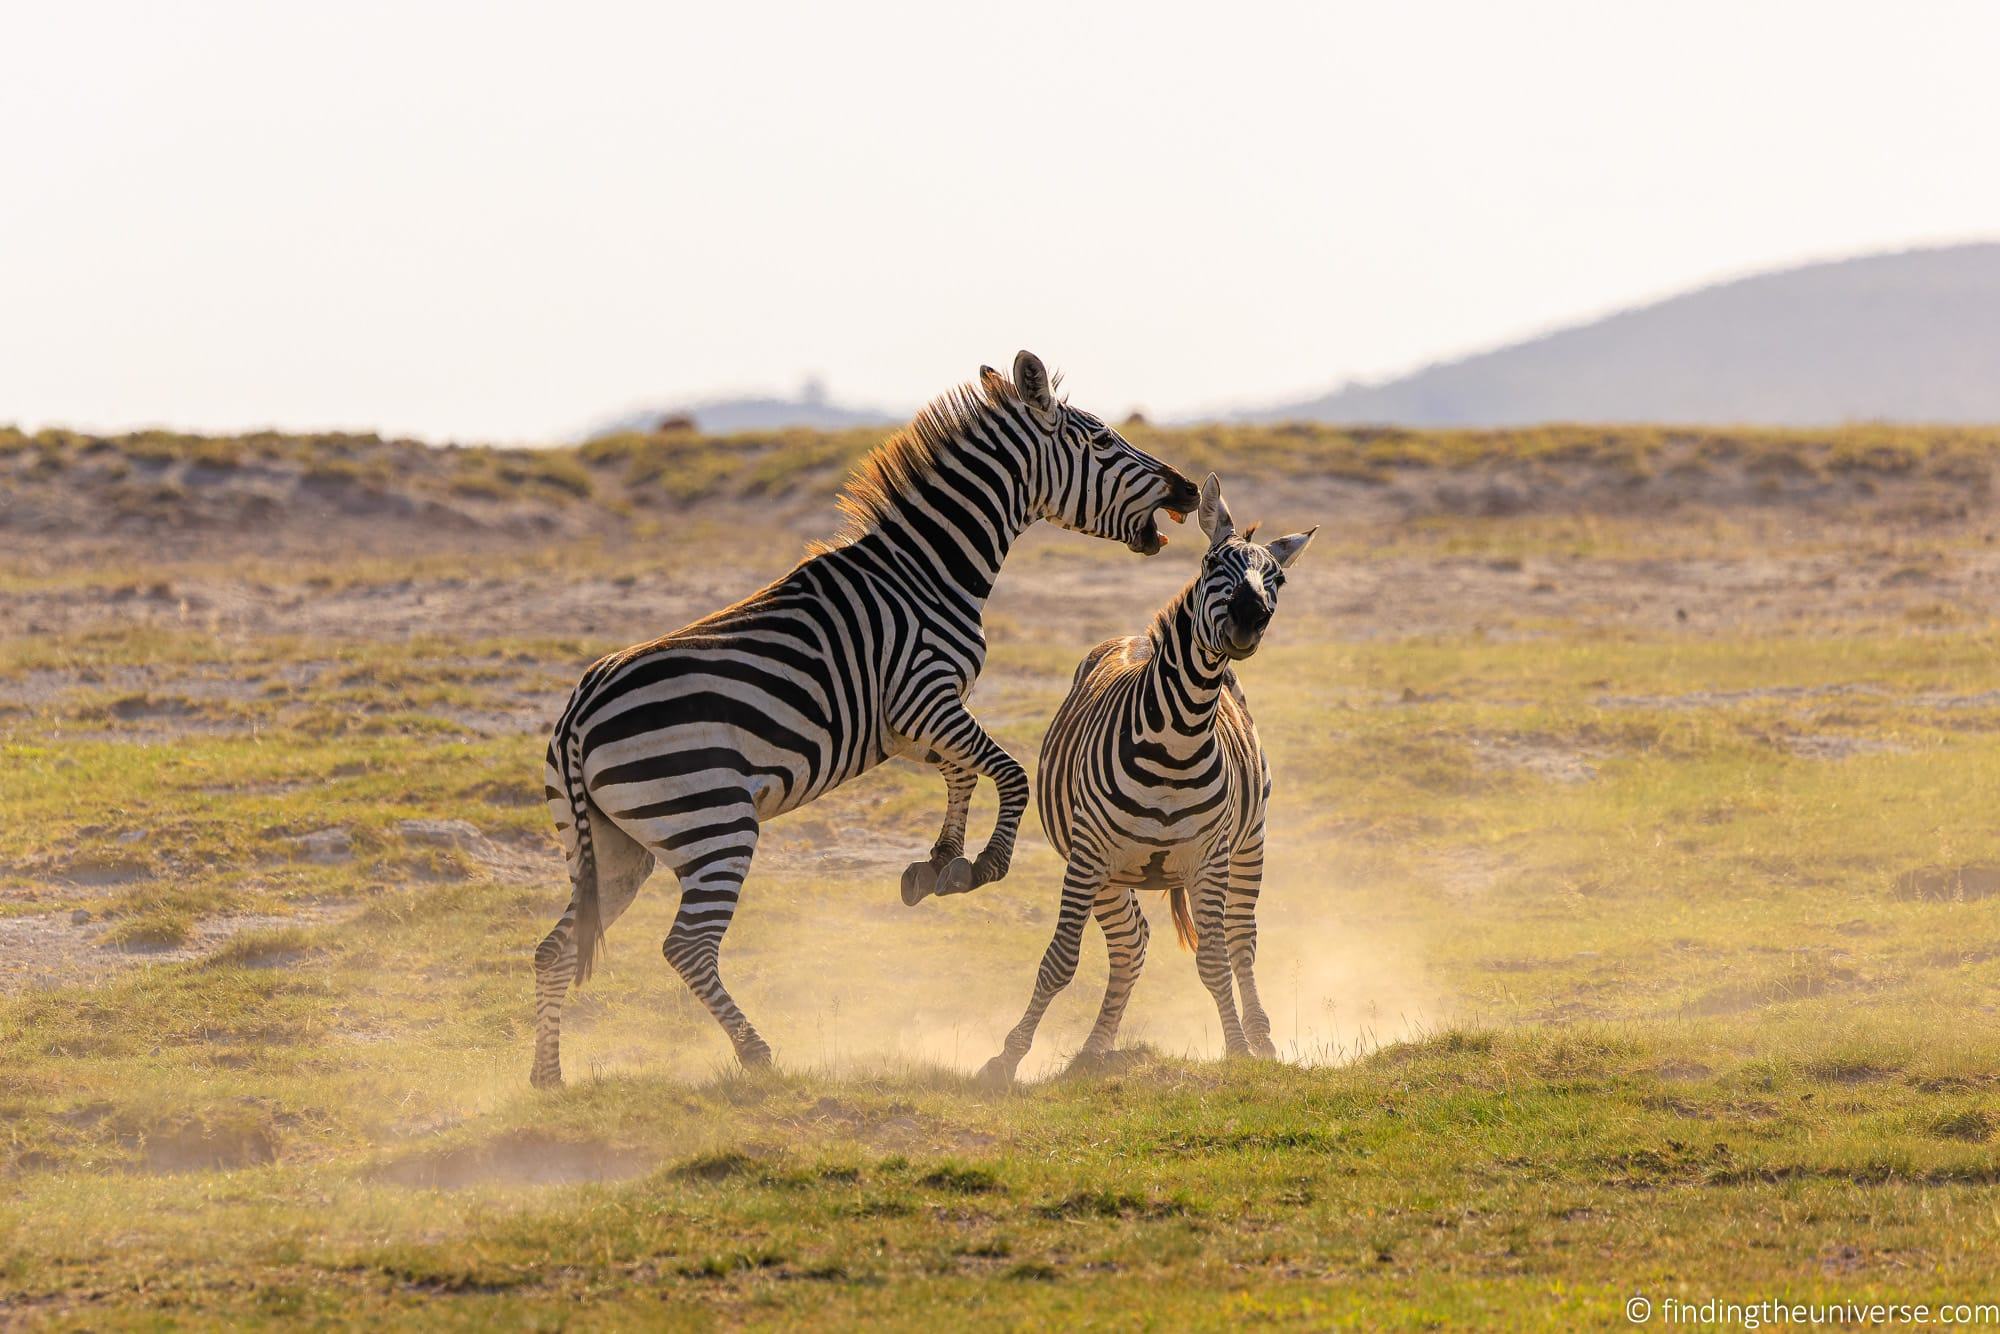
{"left": 819, "top": 370, "right": 1047, "bottom": 548}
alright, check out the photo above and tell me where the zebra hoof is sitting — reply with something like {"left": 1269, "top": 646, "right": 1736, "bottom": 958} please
{"left": 1249, "top": 1036, "right": 1279, "bottom": 1061}
{"left": 935, "top": 856, "right": 974, "bottom": 897}
{"left": 975, "top": 1055, "right": 1016, "bottom": 1089}
{"left": 736, "top": 1038, "right": 774, "bottom": 1069}
{"left": 529, "top": 1064, "right": 563, "bottom": 1090}
{"left": 901, "top": 860, "right": 939, "bottom": 906}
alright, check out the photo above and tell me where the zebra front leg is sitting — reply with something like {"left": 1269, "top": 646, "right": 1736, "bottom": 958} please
{"left": 531, "top": 812, "right": 655, "bottom": 1089}
{"left": 660, "top": 822, "right": 773, "bottom": 1068}
{"left": 1065, "top": 884, "right": 1148, "bottom": 1075}
{"left": 900, "top": 701, "right": 1028, "bottom": 902}
{"left": 979, "top": 847, "right": 1106, "bottom": 1086}
{"left": 1226, "top": 844, "right": 1276, "bottom": 1059}
{"left": 1191, "top": 854, "right": 1250, "bottom": 1058}
{"left": 900, "top": 759, "right": 978, "bottom": 906}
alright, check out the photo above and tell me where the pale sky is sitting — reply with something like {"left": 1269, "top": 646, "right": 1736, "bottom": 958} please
{"left": 4, "top": 0, "right": 1999, "bottom": 442}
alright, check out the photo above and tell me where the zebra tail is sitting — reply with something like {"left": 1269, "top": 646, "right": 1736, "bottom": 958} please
{"left": 561, "top": 730, "right": 605, "bottom": 987}
{"left": 1168, "top": 884, "right": 1198, "bottom": 952}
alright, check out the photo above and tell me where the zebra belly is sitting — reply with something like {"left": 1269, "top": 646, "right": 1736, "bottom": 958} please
{"left": 1098, "top": 728, "right": 1237, "bottom": 881}
{"left": 1106, "top": 834, "right": 1227, "bottom": 890}
{"left": 572, "top": 650, "right": 885, "bottom": 846}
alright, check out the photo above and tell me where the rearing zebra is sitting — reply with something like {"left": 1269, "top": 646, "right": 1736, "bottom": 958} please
{"left": 531, "top": 351, "right": 1200, "bottom": 1086}
{"left": 980, "top": 474, "right": 1315, "bottom": 1084}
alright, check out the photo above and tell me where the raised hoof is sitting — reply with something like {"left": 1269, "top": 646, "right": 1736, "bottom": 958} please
{"left": 975, "top": 1055, "right": 1016, "bottom": 1089}
{"left": 935, "top": 856, "right": 974, "bottom": 897}
{"left": 902, "top": 857, "right": 974, "bottom": 904}
{"left": 736, "top": 1039, "right": 774, "bottom": 1069}
{"left": 900, "top": 860, "right": 939, "bottom": 906}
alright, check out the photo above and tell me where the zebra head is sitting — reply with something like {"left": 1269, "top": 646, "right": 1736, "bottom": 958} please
{"left": 1191, "top": 473, "right": 1316, "bottom": 661}
{"left": 990, "top": 350, "right": 1201, "bottom": 555}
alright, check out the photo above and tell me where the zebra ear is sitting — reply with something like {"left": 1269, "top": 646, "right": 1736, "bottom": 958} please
{"left": 1198, "top": 473, "right": 1234, "bottom": 546}
{"left": 1013, "top": 350, "right": 1056, "bottom": 415}
{"left": 1266, "top": 526, "right": 1318, "bottom": 569}
{"left": 979, "top": 364, "right": 1009, "bottom": 400}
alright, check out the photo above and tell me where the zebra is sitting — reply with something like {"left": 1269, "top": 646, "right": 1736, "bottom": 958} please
{"left": 531, "top": 351, "right": 1201, "bottom": 1086}
{"left": 979, "top": 473, "right": 1315, "bottom": 1085}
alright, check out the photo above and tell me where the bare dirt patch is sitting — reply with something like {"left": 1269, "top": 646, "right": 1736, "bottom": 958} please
{"left": 0, "top": 903, "right": 360, "bottom": 995}
{"left": 1433, "top": 848, "right": 1509, "bottom": 902}
{"left": 371, "top": 1132, "right": 653, "bottom": 1189}
{"left": 1470, "top": 735, "right": 1601, "bottom": 784}
{"left": 1893, "top": 863, "right": 2000, "bottom": 902}
{"left": 132, "top": 1122, "right": 281, "bottom": 1174}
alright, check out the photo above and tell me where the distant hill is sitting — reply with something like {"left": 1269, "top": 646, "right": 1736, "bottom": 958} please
{"left": 1246, "top": 243, "right": 2000, "bottom": 426}
{"left": 588, "top": 378, "right": 900, "bottom": 437}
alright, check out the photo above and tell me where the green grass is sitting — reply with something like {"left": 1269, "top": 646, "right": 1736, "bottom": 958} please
{"left": 10, "top": 483, "right": 2000, "bottom": 1324}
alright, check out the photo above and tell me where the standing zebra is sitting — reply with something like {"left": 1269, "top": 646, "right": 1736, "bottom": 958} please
{"left": 980, "top": 474, "right": 1315, "bottom": 1085}
{"left": 531, "top": 351, "right": 1200, "bottom": 1086}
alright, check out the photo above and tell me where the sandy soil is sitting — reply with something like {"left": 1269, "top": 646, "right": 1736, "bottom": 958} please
{"left": 9, "top": 429, "right": 1998, "bottom": 645}
{"left": 7, "top": 439, "right": 1999, "bottom": 1000}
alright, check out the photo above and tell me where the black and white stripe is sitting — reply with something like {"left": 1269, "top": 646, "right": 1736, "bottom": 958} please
{"left": 530, "top": 351, "right": 1199, "bottom": 1085}
{"left": 981, "top": 474, "right": 1316, "bottom": 1083}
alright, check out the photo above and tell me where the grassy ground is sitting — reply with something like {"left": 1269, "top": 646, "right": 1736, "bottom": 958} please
{"left": 7, "top": 428, "right": 2000, "bottom": 1326}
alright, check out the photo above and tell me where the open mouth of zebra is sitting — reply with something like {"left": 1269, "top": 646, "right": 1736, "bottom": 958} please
{"left": 1127, "top": 505, "right": 1189, "bottom": 555}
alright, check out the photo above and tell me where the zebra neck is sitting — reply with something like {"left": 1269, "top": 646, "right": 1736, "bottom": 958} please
{"left": 1139, "top": 597, "right": 1231, "bottom": 748}
{"left": 854, "top": 455, "right": 1033, "bottom": 609}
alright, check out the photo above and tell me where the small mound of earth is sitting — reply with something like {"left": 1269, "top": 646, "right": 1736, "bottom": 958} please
{"left": 109, "top": 694, "right": 202, "bottom": 721}
{"left": 393, "top": 819, "right": 556, "bottom": 883}
{"left": 1652, "top": 1061, "right": 1714, "bottom": 1082}
{"left": 371, "top": 1132, "right": 652, "bottom": 1189}
{"left": 396, "top": 818, "right": 483, "bottom": 847}
{"left": 134, "top": 1123, "right": 280, "bottom": 1174}
{"left": 55, "top": 853, "right": 152, "bottom": 887}
{"left": 291, "top": 827, "right": 353, "bottom": 863}
{"left": 1893, "top": 863, "right": 2000, "bottom": 902}
{"left": 791, "top": 1097, "right": 996, "bottom": 1154}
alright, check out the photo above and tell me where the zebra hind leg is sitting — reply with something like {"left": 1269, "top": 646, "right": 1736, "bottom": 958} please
{"left": 531, "top": 814, "right": 654, "bottom": 1089}
{"left": 1064, "top": 885, "right": 1149, "bottom": 1077}
{"left": 1191, "top": 860, "right": 1250, "bottom": 1058}
{"left": 659, "top": 816, "right": 773, "bottom": 1068}
{"left": 901, "top": 761, "right": 977, "bottom": 906}
{"left": 1226, "top": 850, "right": 1276, "bottom": 1060}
